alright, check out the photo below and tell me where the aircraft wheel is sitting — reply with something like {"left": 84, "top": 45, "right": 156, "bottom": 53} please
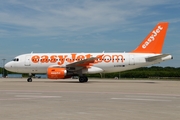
{"left": 79, "top": 76, "right": 88, "bottom": 83}
{"left": 27, "top": 78, "right": 32, "bottom": 82}
{"left": 84, "top": 76, "right": 88, "bottom": 82}
{"left": 79, "top": 77, "right": 84, "bottom": 83}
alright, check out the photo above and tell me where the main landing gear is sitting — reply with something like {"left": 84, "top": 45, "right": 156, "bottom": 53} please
{"left": 79, "top": 76, "right": 88, "bottom": 83}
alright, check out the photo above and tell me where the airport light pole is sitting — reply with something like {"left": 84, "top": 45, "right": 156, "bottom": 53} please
{"left": 2, "top": 59, "right": 6, "bottom": 77}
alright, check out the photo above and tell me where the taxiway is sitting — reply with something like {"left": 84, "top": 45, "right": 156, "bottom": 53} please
{"left": 0, "top": 78, "right": 180, "bottom": 120}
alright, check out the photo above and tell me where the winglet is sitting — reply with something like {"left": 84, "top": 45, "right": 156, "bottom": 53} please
{"left": 131, "top": 22, "right": 169, "bottom": 54}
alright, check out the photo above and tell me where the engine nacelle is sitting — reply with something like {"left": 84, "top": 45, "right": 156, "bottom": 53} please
{"left": 47, "top": 67, "right": 67, "bottom": 79}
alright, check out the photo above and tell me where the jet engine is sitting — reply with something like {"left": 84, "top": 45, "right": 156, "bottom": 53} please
{"left": 47, "top": 67, "right": 67, "bottom": 79}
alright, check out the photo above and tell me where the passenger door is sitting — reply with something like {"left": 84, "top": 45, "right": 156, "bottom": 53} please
{"left": 129, "top": 55, "right": 135, "bottom": 65}
{"left": 24, "top": 55, "right": 31, "bottom": 66}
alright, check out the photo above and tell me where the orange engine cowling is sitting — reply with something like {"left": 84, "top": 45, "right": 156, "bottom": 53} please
{"left": 47, "top": 67, "right": 67, "bottom": 79}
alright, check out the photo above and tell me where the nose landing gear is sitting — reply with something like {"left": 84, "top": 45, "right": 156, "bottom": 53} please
{"left": 27, "top": 73, "right": 35, "bottom": 82}
{"left": 27, "top": 77, "right": 32, "bottom": 82}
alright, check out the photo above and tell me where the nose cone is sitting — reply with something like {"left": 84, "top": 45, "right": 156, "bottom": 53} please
{"left": 5, "top": 62, "right": 13, "bottom": 71}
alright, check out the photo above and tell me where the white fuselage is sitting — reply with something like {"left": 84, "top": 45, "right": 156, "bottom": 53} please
{"left": 5, "top": 52, "right": 172, "bottom": 74}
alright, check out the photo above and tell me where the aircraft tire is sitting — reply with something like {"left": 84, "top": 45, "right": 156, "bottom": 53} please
{"left": 27, "top": 78, "right": 32, "bottom": 82}
{"left": 79, "top": 76, "right": 88, "bottom": 83}
{"left": 84, "top": 76, "right": 88, "bottom": 82}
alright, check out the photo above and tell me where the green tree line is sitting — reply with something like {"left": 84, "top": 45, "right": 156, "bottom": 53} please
{"left": 87, "top": 66, "right": 180, "bottom": 79}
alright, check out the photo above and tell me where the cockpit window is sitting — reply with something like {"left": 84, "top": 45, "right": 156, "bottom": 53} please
{"left": 13, "top": 58, "right": 19, "bottom": 62}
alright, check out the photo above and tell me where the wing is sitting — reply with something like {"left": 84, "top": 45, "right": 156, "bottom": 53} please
{"left": 66, "top": 54, "right": 103, "bottom": 69}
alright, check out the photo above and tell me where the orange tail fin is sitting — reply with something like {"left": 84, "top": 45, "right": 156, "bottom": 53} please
{"left": 132, "top": 22, "right": 169, "bottom": 54}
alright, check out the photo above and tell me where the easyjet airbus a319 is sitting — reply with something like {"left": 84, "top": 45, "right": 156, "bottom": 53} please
{"left": 5, "top": 22, "right": 173, "bottom": 82}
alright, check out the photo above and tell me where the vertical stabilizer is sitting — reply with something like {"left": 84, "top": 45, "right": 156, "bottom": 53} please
{"left": 132, "top": 22, "right": 169, "bottom": 54}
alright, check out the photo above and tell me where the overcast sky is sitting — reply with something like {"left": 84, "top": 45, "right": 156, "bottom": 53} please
{"left": 0, "top": 0, "right": 180, "bottom": 67}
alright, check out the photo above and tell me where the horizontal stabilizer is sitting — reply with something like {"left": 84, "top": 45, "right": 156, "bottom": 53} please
{"left": 146, "top": 54, "right": 172, "bottom": 62}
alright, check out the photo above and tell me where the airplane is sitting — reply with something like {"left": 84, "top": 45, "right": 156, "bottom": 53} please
{"left": 5, "top": 22, "right": 173, "bottom": 83}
